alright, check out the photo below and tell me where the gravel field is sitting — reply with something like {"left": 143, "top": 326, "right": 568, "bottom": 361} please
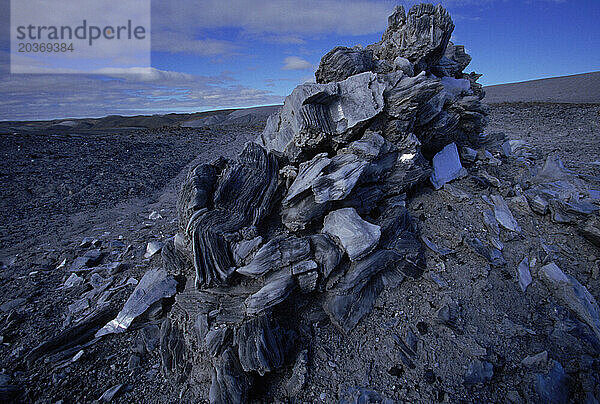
{"left": 0, "top": 102, "right": 599, "bottom": 403}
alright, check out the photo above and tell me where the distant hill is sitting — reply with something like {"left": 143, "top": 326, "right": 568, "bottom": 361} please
{"left": 0, "top": 105, "right": 282, "bottom": 134}
{"left": 484, "top": 71, "right": 600, "bottom": 104}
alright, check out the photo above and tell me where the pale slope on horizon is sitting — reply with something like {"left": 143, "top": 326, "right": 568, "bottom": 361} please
{"left": 484, "top": 71, "right": 600, "bottom": 104}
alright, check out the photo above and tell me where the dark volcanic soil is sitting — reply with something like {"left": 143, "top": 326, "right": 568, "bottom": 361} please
{"left": 0, "top": 103, "right": 599, "bottom": 403}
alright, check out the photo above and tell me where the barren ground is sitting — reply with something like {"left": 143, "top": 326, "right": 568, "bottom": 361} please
{"left": 0, "top": 102, "right": 599, "bottom": 403}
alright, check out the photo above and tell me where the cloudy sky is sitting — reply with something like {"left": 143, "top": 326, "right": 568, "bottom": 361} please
{"left": 0, "top": 0, "right": 599, "bottom": 121}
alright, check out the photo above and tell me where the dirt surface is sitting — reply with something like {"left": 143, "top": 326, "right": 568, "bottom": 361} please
{"left": 0, "top": 103, "right": 599, "bottom": 403}
{"left": 484, "top": 72, "right": 600, "bottom": 104}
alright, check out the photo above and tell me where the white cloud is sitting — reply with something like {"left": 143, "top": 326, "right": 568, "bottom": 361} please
{"left": 152, "top": 31, "right": 239, "bottom": 56}
{"left": 282, "top": 56, "right": 312, "bottom": 71}
{"left": 0, "top": 68, "right": 283, "bottom": 120}
{"left": 152, "top": 0, "right": 395, "bottom": 36}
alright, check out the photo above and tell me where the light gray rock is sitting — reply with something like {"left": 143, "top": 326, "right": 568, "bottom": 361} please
{"left": 430, "top": 143, "right": 467, "bottom": 190}
{"left": 96, "top": 269, "right": 177, "bottom": 337}
{"left": 312, "top": 154, "right": 368, "bottom": 203}
{"left": 393, "top": 56, "right": 414, "bottom": 76}
{"left": 517, "top": 257, "right": 532, "bottom": 292}
{"left": 63, "top": 273, "right": 84, "bottom": 289}
{"left": 540, "top": 262, "right": 600, "bottom": 341}
{"left": 322, "top": 208, "right": 381, "bottom": 261}
{"left": 144, "top": 241, "right": 164, "bottom": 259}
{"left": 491, "top": 194, "right": 521, "bottom": 233}
{"left": 258, "top": 72, "right": 385, "bottom": 162}
{"left": 521, "top": 350, "right": 547, "bottom": 368}
{"left": 292, "top": 260, "right": 318, "bottom": 275}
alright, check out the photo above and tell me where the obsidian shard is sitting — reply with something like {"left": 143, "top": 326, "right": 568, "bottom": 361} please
{"left": 160, "top": 3, "right": 487, "bottom": 402}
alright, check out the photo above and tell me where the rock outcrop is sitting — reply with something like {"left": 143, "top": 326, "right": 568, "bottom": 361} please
{"left": 158, "top": 3, "right": 487, "bottom": 402}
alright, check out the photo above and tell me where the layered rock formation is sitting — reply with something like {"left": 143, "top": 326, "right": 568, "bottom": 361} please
{"left": 160, "top": 3, "right": 487, "bottom": 402}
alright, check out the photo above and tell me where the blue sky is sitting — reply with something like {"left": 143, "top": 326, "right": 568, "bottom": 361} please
{"left": 0, "top": 0, "right": 599, "bottom": 121}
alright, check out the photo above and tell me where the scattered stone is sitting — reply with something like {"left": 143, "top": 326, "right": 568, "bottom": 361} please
{"left": 144, "top": 241, "right": 164, "bottom": 259}
{"left": 79, "top": 237, "right": 96, "bottom": 248}
{"left": 463, "top": 360, "right": 493, "bottom": 385}
{"left": 482, "top": 209, "right": 500, "bottom": 237}
{"left": 528, "top": 194, "right": 549, "bottom": 215}
{"left": 105, "top": 261, "right": 124, "bottom": 275}
{"left": 421, "top": 235, "right": 454, "bottom": 256}
{"left": 322, "top": 208, "right": 381, "bottom": 261}
{"left": 149, "top": 211, "right": 163, "bottom": 220}
{"left": 540, "top": 263, "right": 600, "bottom": 341}
{"left": 430, "top": 143, "right": 467, "bottom": 190}
{"left": 25, "top": 305, "right": 118, "bottom": 365}
{"left": 490, "top": 194, "right": 521, "bottom": 233}
{"left": 339, "top": 386, "right": 392, "bottom": 404}
{"left": 98, "top": 383, "right": 125, "bottom": 402}
{"left": 96, "top": 269, "right": 178, "bottom": 337}
{"left": 479, "top": 169, "right": 501, "bottom": 188}
{"left": 517, "top": 257, "right": 532, "bottom": 292}
{"left": 443, "top": 183, "right": 470, "bottom": 201}
{"left": 467, "top": 237, "right": 506, "bottom": 267}
{"left": 68, "top": 298, "right": 90, "bottom": 315}
{"left": 110, "top": 240, "right": 126, "bottom": 249}
{"left": 521, "top": 350, "right": 548, "bottom": 368}
{"left": 461, "top": 146, "right": 478, "bottom": 165}
{"left": 71, "top": 249, "right": 102, "bottom": 270}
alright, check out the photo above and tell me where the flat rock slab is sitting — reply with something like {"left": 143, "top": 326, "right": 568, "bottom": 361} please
{"left": 491, "top": 194, "right": 521, "bottom": 233}
{"left": 322, "top": 208, "right": 381, "bottom": 261}
{"left": 430, "top": 143, "right": 467, "bottom": 190}
{"left": 540, "top": 262, "right": 600, "bottom": 341}
{"left": 96, "top": 269, "right": 177, "bottom": 337}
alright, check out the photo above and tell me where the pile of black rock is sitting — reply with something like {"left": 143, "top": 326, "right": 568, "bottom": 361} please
{"left": 151, "top": 3, "right": 490, "bottom": 402}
